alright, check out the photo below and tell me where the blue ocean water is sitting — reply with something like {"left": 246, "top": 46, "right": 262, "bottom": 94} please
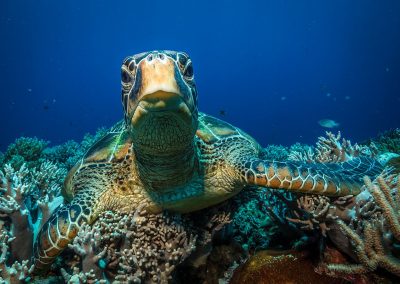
{"left": 1, "top": 0, "right": 399, "bottom": 150}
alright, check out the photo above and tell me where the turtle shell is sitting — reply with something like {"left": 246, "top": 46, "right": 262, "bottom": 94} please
{"left": 196, "top": 112, "right": 260, "bottom": 147}
{"left": 62, "top": 121, "right": 132, "bottom": 201}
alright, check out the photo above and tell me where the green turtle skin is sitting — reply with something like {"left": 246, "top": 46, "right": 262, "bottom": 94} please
{"left": 32, "top": 50, "right": 383, "bottom": 272}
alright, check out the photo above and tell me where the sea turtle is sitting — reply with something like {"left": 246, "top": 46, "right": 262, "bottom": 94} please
{"left": 33, "top": 50, "right": 382, "bottom": 272}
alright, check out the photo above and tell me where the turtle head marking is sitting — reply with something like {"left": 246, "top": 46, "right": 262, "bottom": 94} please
{"left": 121, "top": 50, "right": 198, "bottom": 153}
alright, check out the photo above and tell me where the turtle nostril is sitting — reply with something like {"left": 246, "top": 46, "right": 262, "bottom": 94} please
{"left": 147, "top": 54, "right": 154, "bottom": 61}
{"left": 158, "top": 53, "right": 165, "bottom": 60}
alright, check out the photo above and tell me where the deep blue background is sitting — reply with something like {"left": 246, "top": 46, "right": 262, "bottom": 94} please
{"left": 1, "top": 0, "right": 399, "bottom": 150}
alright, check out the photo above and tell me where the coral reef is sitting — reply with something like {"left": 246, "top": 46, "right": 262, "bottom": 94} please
{"left": 365, "top": 128, "right": 400, "bottom": 154}
{"left": 261, "top": 143, "right": 313, "bottom": 161}
{"left": 261, "top": 144, "right": 289, "bottom": 161}
{"left": 0, "top": 161, "right": 66, "bottom": 282}
{"left": 231, "top": 187, "right": 315, "bottom": 252}
{"left": 323, "top": 173, "right": 400, "bottom": 276}
{"left": 0, "top": 230, "right": 34, "bottom": 284}
{"left": 288, "top": 131, "right": 376, "bottom": 163}
{"left": 2, "top": 137, "right": 49, "bottom": 170}
{"left": 58, "top": 205, "right": 240, "bottom": 283}
{"left": 0, "top": 128, "right": 399, "bottom": 283}
{"left": 284, "top": 170, "right": 400, "bottom": 279}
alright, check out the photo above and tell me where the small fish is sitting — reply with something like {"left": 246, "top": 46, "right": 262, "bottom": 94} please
{"left": 219, "top": 110, "right": 226, "bottom": 116}
{"left": 318, "top": 119, "right": 340, "bottom": 128}
{"left": 280, "top": 96, "right": 286, "bottom": 101}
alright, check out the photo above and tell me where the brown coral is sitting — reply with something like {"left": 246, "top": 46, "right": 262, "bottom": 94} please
{"left": 324, "top": 173, "right": 400, "bottom": 276}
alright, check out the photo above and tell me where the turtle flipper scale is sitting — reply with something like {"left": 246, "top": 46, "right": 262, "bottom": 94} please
{"left": 240, "top": 157, "right": 383, "bottom": 196}
{"left": 32, "top": 193, "right": 97, "bottom": 273}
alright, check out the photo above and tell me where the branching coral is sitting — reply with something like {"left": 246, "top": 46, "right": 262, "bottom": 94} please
{"left": 0, "top": 164, "right": 34, "bottom": 262}
{"left": 287, "top": 195, "right": 335, "bottom": 237}
{"left": 0, "top": 161, "right": 65, "bottom": 283}
{"left": 289, "top": 131, "right": 376, "bottom": 163}
{"left": 67, "top": 224, "right": 107, "bottom": 279}
{"left": 62, "top": 208, "right": 198, "bottom": 283}
{"left": 0, "top": 230, "right": 34, "bottom": 284}
{"left": 0, "top": 127, "right": 397, "bottom": 282}
{"left": 322, "top": 173, "right": 400, "bottom": 276}
{"left": 61, "top": 267, "right": 106, "bottom": 284}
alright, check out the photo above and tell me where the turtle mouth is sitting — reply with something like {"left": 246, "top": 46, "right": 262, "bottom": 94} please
{"left": 131, "top": 90, "right": 192, "bottom": 126}
{"left": 138, "top": 91, "right": 188, "bottom": 113}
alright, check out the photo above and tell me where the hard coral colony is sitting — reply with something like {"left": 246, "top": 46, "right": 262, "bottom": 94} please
{"left": 0, "top": 51, "right": 399, "bottom": 284}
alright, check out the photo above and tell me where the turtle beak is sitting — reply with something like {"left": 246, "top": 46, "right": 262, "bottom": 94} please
{"left": 136, "top": 52, "right": 186, "bottom": 111}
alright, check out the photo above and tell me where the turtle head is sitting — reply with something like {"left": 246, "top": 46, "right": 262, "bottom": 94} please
{"left": 121, "top": 50, "right": 198, "bottom": 153}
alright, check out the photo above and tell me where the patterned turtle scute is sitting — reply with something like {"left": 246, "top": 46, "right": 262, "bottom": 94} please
{"left": 32, "top": 50, "right": 384, "bottom": 274}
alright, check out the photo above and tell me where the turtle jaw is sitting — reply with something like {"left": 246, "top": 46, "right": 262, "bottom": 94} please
{"left": 130, "top": 91, "right": 193, "bottom": 128}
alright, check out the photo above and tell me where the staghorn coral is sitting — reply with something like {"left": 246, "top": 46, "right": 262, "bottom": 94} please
{"left": 289, "top": 131, "right": 376, "bottom": 163}
{"left": 0, "top": 230, "right": 34, "bottom": 284}
{"left": 286, "top": 195, "right": 334, "bottom": 237}
{"left": 0, "top": 164, "right": 35, "bottom": 262}
{"left": 61, "top": 267, "right": 106, "bottom": 284}
{"left": 288, "top": 148, "right": 315, "bottom": 164}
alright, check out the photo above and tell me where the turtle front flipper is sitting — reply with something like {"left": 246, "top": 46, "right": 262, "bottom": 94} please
{"left": 32, "top": 190, "right": 100, "bottom": 274}
{"left": 239, "top": 157, "right": 383, "bottom": 196}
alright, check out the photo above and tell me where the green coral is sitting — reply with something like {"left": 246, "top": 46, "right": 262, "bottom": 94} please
{"left": 262, "top": 145, "right": 289, "bottom": 160}
{"left": 3, "top": 137, "right": 49, "bottom": 170}
{"left": 262, "top": 143, "right": 313, "bottom": 161}
{"left": 80, "top": 127, "right": 109, "bottom": 151}
{"left": 43, "top": 140, "right": 81, "bottom": 170}
{"left": 231, "top": 188, "right": 306, "bottom": 252}
{"left": 42, "top": 126, "right": 109, "bottom": 171}
{"left": 232, "top": 189, "right": 276, "bottom": 250}
{"left": 365, "top": 128, "right": 400, "bottom": 154}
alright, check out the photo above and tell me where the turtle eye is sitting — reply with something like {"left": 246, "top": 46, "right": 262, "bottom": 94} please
{"left": 177, "top": 53, "right": 188, "bottom": 68}
{"left": 128, "top": 61, "right": 136, "bottom": 73}
{"left": 184, "top": 62, "right": 194, "bottom": 79}
{"left": 121, "top": 68, "right": 132, "bottom": 84}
